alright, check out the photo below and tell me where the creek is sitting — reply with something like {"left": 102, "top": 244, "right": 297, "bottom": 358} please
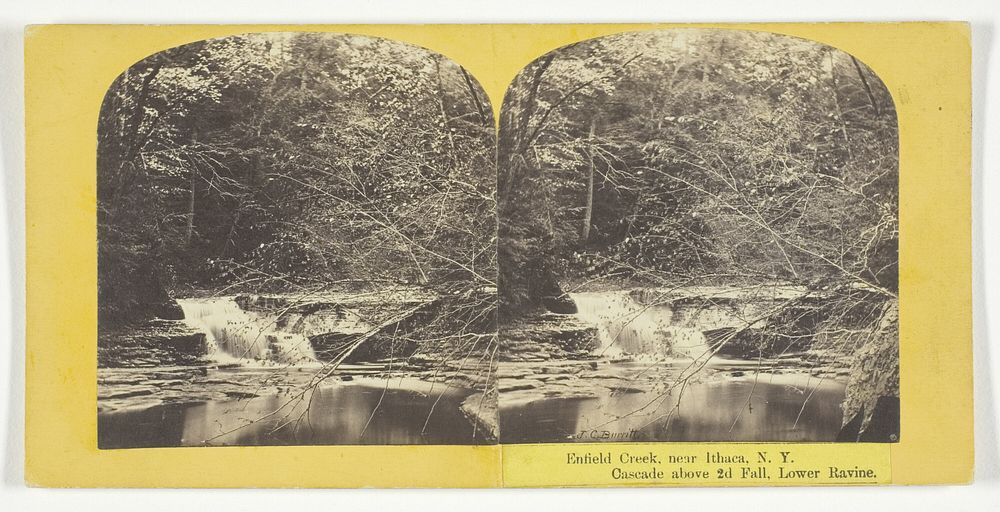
{"left": 98, "top": 294, "right": 488, "bottom": 447}
{"left": 99, "top": 373, "right": 479, "bottom": 448}
{"left": 497, "top": 289, "right": 848, "bottom": 443}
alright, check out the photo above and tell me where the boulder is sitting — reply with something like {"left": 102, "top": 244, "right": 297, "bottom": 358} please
{"left": 98, "top": 320, "right": 207, "bottom": 368}
{"left": 704, "top": 326, "right": 803, "bottom": 358}
{"left": 836, "top": 395, "right": 899, "bottom": 442}
{"left": 840, "top": 300, "right": 899, "bottom": 435}
{"left": 460, "top": 392, "right": 498, "bottom": 442}
{"left": 153, "top": 298, "right": 185, "bottom": 320}
{"left": 499, "top": 314, "right": 599, "bottom": 362}
{"left": 542, "top": 294, "right": 578, "bottom": 314}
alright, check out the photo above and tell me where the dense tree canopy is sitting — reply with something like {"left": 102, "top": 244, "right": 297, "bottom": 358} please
{"left": 98, "top": 33, "right": 496, "bottom": 324}
{"left": 498, "top": 30, "right": 898, "bottom": 314}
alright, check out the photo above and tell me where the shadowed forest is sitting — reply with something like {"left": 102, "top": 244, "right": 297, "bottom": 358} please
{"left": 97, "top": 33, "right": 499, "bottom": 447}
{"left": 99, "top": 33, "right": 496, "bottom": 318}
{"left": 97, "top": 29, "right": 899, "bottom": 448}
{"left": 497, "top": 30, "right": 899, "bottom": 443}
{"left": 499, "top": 30, "right": 897, "bottom": 310}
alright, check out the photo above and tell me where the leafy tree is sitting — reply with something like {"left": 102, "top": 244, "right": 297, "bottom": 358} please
{"left": 98, "top": 33, "right": 497, "bottom": 325}
{"left": 498, "top": 29, "right": 898, "bottom": 313}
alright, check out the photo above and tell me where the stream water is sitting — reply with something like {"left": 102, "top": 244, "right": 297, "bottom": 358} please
{"left": 178, "top": 298, "right": 318, "bottom": 365}
{"left": 572, "top": 291, "right": 712, "bottom": 359}
{"left": 100, "top": 288, "right": 848, "bottom": 447}
{"left": 99, "top": 378, "right": 479, "bottom": 448}
{"left": 497, "top": 289, "right": 848, "bottom": 443}
{"left": 100, "top": 296, "right": 486, "bottom": 448}
{"left": 499, "top": 371, "right": 846, "bottom": 443}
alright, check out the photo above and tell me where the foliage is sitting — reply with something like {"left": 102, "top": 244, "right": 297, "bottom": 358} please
{"left": 98, "top": 33, "right": 496, "bottom": 324}
{"left": 498, "top": 30, "right": 898, "bottom": 314}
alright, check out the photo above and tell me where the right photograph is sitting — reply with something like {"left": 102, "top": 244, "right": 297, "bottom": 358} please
{"left": 496, "top": 29, "right": 899, "bottom": 444}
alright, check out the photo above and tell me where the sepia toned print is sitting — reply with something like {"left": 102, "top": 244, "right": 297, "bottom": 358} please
{"left": 96, "top": 28, "right": 898, "bottom": 449}
{"left": 96, "top": 33, "right": 499, "bottom": 447}
{"left": 496, "top": 29, "right": 899, "bottom": 443}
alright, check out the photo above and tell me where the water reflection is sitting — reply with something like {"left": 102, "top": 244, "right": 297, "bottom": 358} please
{"left": 99, "top": 382, "right": 484, "bottom": 448}
{"left": 499, "top": 373, "right": 845, "bottom": 443}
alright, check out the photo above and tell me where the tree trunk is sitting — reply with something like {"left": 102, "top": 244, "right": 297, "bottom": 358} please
{"left": 828, "top": 51, "right": 852, "bottom": 160}
{"left": 186, "top": 169, "right": 196, "bottom": 245}
{"left": 186, "top": 126, "right": 198, "bottom": 245}
{"left": 459, "top": 66, "right": 489, "bottom": 126}
{"left": 434, "top": 57, "right": 457, "bottom": 160}
{"left": 582, "top": 118, "right": 597, "bottom": 242}
{"left": 850, "top": 55, "right": 881, "bottom": 117}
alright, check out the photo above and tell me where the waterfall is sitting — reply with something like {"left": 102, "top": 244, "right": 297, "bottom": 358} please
{"left": 178, "top": 297, "right": 317, "bottom": 365}
{"left": 569, "top": 290, "right": 710, "bottom": 359}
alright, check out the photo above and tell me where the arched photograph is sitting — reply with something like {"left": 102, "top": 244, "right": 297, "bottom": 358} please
{"left": 96, "top": 32, "right": 499, "bottom": 448}
{"left": 94, "top": 28, "right": 900, "bottom": 449}
{"left": 496, "top": 29, "right": 899, "bottom": 443}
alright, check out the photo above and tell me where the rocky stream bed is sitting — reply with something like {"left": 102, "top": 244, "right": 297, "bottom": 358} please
{"left": 97, "top": 284, "right": 898, "bottom": 447}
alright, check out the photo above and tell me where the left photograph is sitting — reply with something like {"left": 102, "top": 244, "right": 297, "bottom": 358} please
{"left": 96, "top": 33, "right": 499, "bottom": 448}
